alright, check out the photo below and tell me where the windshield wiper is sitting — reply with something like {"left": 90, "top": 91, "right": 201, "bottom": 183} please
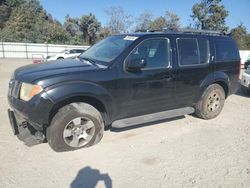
{"left": 79, "top": 57, "right": 96, "bottom": 65}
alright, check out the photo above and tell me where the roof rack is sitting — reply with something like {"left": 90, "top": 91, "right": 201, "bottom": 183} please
{"left": 178, "top": 28, "right": 224, "bottom": 35}
{"left": 135, "top": 28, "right": 176, "bottom": 33}
{"left": 136, "top": 28, "right": 227, "bottom": 36}
{"left": 149, "top": 28, "right": 178, "bottom": 33}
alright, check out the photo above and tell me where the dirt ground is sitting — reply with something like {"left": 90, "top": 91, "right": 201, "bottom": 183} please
{"left": 0, "top": 59, "right": 249, "bottom": 188}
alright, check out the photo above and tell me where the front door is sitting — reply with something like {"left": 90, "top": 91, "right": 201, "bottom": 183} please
{"left": 117, "top": 37, "right": 176, "bottom": 119}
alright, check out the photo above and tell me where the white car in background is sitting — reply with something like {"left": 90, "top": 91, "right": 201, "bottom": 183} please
{"left": 241, "top": 66, "right": 250, "bottom": 95}
{"left": 46, "top": 49, "right": 86, "bottom": 61}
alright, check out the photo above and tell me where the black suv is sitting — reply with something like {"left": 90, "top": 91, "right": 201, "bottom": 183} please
{"left": 8, "top": 29, "right": 240, "bottom": 152}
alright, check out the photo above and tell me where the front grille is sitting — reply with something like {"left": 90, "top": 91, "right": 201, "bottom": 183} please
{"left": 9, "top": 80, "right": 21, "bottom": 98}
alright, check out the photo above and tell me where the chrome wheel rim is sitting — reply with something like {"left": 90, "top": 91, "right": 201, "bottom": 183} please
{"left": 207, "top": 91, "right": 221, "bottom": 112}
{"left": 63, "top": 117, "right": 95, "bottom": 148}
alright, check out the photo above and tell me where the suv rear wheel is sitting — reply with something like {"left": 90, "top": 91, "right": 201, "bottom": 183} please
{"left": 47, "top": 102, "right": 104, "bottom": 152}
{"left": 195, "top": 84, "right": 225, "bottom": 120}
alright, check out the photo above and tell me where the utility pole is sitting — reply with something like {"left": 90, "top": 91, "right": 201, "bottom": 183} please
{"left": 2, "top": 41, "right": 5, "bottom": 59}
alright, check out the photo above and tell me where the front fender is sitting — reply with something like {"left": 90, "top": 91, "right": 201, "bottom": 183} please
{"left": 45, "top": 81, "right": 115, "bottom": 122}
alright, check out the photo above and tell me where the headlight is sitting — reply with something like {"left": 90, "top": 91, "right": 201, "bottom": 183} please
{"left": 20, "top": 83, "right": 43, "bottom": 101}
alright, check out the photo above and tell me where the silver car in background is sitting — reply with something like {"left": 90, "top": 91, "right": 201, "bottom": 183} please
{"left": 241, "top": 66, "right": 250, "bottom": 95}
{"left": 46, "top": 49, "right": 86, "bottom": 61}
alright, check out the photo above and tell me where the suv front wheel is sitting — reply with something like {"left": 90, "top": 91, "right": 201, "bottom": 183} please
{"left": 47, "top": 102, "right": 104, "bottom": 152}
{"left": 195, "top": 84, "right": 225, "bottom": 120}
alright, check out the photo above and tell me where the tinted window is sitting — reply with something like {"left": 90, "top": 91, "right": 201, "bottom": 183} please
{"left": 128, "top": 38, "right": 170, "bottom": 69}
{"left": 70, "top": 49, "right": 77, "bottom": 54}
{"left": 177, "top": 38, "right": 199, "bottom": 66}
{"left": 198, "top": 39, "right": 210, "bottom": 64}
{"left": 77, "top": 49, "right": 85, "bottom": 53}
{"left": 215, "top": 39, "right": 239, "bottom": 61}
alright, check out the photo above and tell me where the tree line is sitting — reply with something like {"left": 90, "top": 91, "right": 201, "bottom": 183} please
{"left": 0, "top": 0, "right": 249, "bottom": 49}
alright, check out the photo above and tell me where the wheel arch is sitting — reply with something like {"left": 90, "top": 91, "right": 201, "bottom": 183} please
{"left": 45, "top": 81, "right": 116, "bottom": 127}
{"left": 48, "top": 95, "right": 110, "bottom": 127}
{"left": 197, "top": 72, "right": 230, "bottom": 102}
{"left": 213, "top": 80, "right": 229, "bottom": 98}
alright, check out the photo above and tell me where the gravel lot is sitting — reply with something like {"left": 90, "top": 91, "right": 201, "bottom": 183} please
{"left": 0, "top": 59, "right": 250, "bottom": 188}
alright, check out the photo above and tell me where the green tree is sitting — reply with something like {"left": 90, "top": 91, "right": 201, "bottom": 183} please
{"left": 64, "top": 15, "right": 79, "bottom": 37}
{"left": 245, "top": 35, "right": 250, "bottom": 50}
{"left": 64, "top": 15, "right": 83, "bottom": 45}
{"left": 148, "top": 11, "right": 180, "bottom": 31}
{"left": 149, "top": 16, "right": 167, "bottom": 30}
{"left": 79, "top": 13, "right": 101, "bottom": 45}
{"left": 99, "top": 26, "right": 111, "bottom": 40}
{"left": 191, "top": 0, "right": 228, "bottom": 31}
{"left": 165, "top": 11, "right": 180, "bottom": 29}
{"left": 0, "top": 0, "right": 24, "bottom": 29}
{"left": 231, "top": 23, "right": 247, "bottom": 49}
{"left": 0, "top": 0, "right": 69, "bottom": 44}
{"left": 231, "top": 24, "right": 250, "bottom": 50}
{"left": 0, "top": 0, "right": 43, "bottom": 42}
{"left": 0, "top": 3, "right": 11, "bottom": 29}
{"left": 44, "top": 21, "right": 69, "bottom": 44}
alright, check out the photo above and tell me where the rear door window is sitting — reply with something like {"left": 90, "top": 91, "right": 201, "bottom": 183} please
{"left": 177, "top": 38, "right": 210, "bottom": 66}
{"left": 215, "top": 39, "right": 239, "bottom": 61}
{"left": 177, "top": 38, "right": 199, "bottom": 66}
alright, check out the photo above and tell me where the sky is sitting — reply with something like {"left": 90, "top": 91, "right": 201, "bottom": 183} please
{"left": 40, "top": 0, "right": 250, "bottom": 31}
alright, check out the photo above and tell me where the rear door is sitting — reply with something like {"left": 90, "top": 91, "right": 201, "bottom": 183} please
{"left": 174, "top": 37, "right": 213, "bottom": 107}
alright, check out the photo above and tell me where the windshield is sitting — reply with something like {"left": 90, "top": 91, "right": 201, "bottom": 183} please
{"left": 80, "top": 35, "right": 136, "bottom": 65}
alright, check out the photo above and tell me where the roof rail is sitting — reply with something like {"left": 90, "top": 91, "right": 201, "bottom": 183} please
{"left": 135, "top": 28, "right": 227, "bottom": 36}
{"left": 135, "top": 28, "right": 178, "bottom": 33}
{"left": 135, "top": 29, "right": 150, "bottom": 33}
{"left": 149, "top": 28, "right": 178, "bottom": 33}
{"left": 178, "top": 28, "right": 224, "bottom": 35}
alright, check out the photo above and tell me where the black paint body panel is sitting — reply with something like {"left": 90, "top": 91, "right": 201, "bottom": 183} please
{"left": 8, "top": 33, "right": 240, "bottom": 130}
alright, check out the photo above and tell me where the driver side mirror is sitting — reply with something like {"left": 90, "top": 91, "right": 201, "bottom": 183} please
{"left": 126, "top": 58, "right": 147, "bottom": 71}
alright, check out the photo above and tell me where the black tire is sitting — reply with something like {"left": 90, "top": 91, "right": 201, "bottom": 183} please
{"left": 241, "top": 85, "right": 250, "bottom": 95}
{"left": 47, "top": 103, "right": 104, "bottom": 152}
{"left": 195, "top": 84, "right": 225, "bottom": 120}
{"left": 57, "top": 57, "right": 64, "bottom": 60}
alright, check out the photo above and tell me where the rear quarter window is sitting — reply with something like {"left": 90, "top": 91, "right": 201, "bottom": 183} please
{"left": 215, "top": 39, "right": 239, "bottom": 62}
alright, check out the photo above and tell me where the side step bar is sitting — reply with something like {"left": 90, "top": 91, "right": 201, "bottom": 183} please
{"left": 112, "top": 107, "right": 194, "bottom": 128}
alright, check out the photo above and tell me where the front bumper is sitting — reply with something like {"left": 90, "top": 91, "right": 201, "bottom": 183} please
{"left": 8, "top": 90, "right": 54, "bottom": 130}
{"left": 8, "top": 82, "right": 55, "bottom": 146}
{"left": 8, "top": 109, "right": 45, "bottom": 146}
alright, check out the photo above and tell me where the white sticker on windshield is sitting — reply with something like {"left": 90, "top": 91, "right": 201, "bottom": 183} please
{"left": 124, "top": 36, "right": 138, "bottom": 41}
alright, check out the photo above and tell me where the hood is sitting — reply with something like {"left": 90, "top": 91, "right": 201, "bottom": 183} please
{"left": 14, "top": 59, "right": 100, "bottom": 83}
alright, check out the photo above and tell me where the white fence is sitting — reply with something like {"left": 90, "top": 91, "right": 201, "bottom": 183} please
{"left": 0, "top": 42, "right": 89, "bottom": 59}
{"left": 0, "top": 42, "right": 250, "bottom": 64}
